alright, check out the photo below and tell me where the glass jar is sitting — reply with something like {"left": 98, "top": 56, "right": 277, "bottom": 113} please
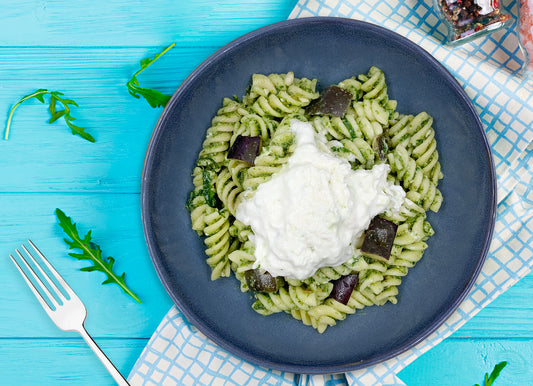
{"left": 518, "top": 0, "right": 533, "bottom": 78}
{"left": 434, "top": 0, "right": 512, "bottom": 45}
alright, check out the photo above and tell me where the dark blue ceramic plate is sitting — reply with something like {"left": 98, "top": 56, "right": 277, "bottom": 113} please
{"left": 141, "top": 17, "right": 496, "bottom": 373}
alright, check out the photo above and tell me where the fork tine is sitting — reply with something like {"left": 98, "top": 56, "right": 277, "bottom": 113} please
{"left": 10, "top": 253, "right": 58, "bottom": 312}
{"left": 15, "top": 248, "right": 61, "bottom": 308}
{"left": 12, "top": 242, "right": 130, "bottom": 385}
{"left": 27, "top": 239, "right": 76, "bottom": 299}
{"left": 21, "top": 243, "right": 67, "bottom": 303}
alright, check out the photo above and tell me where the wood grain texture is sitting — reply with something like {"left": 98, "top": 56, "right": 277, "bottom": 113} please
{"left": 398, "top": 338, "right": 533, "bottom": 385}
{"left": 457, "top": 274, "right": 533, "bottom": 338}
{"left": 0, "top": 338, "right": 148, "bottom": 385}
{"left": 0, "top": 47, "right": 213, "bottom": 193}
{"left": 0, "top": 0, "right": 299, "bottom": 47}
{"left": 0, "top": 193, "right": 173, "bottom": 338}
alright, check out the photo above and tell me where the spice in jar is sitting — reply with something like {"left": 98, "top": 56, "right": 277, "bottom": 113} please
{"left": 436, "top": 0, "right": 511, "bottom": 44}
{"left": 518, "top": 0, "right": 533, "bottom": 76}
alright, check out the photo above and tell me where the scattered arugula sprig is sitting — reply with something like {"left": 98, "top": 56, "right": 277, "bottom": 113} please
{"left": 475, "top": 361, "right": 508, "bottom": 386}
{"left": 55, "top": 208, "right": 141, "bottom": 303}
{"left": 126, "top": 43, "right": 175, "bottom": 108}
{"left": 4, "top": 89, "right": 94, "bottom": 142}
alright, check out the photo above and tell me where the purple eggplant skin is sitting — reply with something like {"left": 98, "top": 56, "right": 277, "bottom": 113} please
{"left": 329, "top": 273, "right": 359, "bottom": 305}
{"left": 227, "top": 135, "right": 262, "bottom": 164}
{"left": 306, "top": 86, "right": 353, "bottom": 117}
{"left": 361, "top": 216, "right": 398, "bottom": 262}
{"left": 244, "top": 269, "right": 280, "bottom": 293}
{"left": 372, "top": 134, "right": 390, "bottom": 161}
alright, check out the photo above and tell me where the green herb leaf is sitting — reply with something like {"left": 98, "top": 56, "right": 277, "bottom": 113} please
{"left": 55, "top": 208, "right": 141, "bottom": 304}
{"left": 126, "top": 43, "right": 175, "bottom": 108}
{"left": 127, "top": 82, "right": 171, "bottom": 108}
{"left": 4, "top": 89, "right": 94, "bottom": 142}
{"left": 186, "top": 157, "right": 220, "bottom": 210}
{"left": 475, "top": 361, "right": 508, "bottom": 386}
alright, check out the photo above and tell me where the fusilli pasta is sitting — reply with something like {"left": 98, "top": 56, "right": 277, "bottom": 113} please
{"left": 187, "top": 67, "right": 443, "bottom": 332}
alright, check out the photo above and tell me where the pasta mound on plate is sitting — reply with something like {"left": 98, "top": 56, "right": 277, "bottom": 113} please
{"left": 186, "top": 67, "right": 443, "bottom": 333}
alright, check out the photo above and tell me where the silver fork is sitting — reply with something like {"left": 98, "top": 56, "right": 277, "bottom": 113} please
{"left": 10, "top": 240, "right": 130, "bottom": 386}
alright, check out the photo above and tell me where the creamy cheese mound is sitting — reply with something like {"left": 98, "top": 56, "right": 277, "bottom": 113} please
{"left": 235, "top": 119, "right": 405, "bottom": 280}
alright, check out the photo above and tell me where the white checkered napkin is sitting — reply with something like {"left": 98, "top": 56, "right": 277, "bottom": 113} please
{"left": 129, "top": 1, "right": 533, "bottom": 385}
{"left": 129, "top": 307, "right": 297, "bottom": 386}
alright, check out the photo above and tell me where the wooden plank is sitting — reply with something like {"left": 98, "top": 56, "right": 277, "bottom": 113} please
{"left": 0, "top": 193, "right": 173, "bottom": 338}
{"left": 0, "top": 0, "right": 298, "bottom": 47}
{"left": 0, "top": 338, "right": 148, "bottom": 386}
{"left": 455, "top": 274, "right": 533, "bottom": 338}
{"left": 0, "top": 46, "right": 213, "bottom": 193}
{"left": 1, "top": 0, "right": 532, "bottom": 383}
{"left": 399, "top": 338, "right": 533, "bottom": 385}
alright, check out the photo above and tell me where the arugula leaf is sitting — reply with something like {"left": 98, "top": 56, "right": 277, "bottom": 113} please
{"left": 4, "top": 89, "right": 94, "bottom": 142}
{"left": 55, "top": 208, "right": 141, "bottom": 304}
{"left": 474, "top": 361, "right": 508, "bottom": 386}
{"left": 186, "top": 157, "right": 220, "bottom": 210}
{"left": 126, "top": 43, "right": 175, "bottom": 108}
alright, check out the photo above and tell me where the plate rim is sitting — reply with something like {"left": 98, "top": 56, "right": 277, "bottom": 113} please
{"left": 140, "top": 16, "right": 497, "bottom": 374}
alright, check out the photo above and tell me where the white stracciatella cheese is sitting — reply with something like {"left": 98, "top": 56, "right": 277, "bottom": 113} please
{"left": 236, "top": 119, "right": 405, "bottom": 280}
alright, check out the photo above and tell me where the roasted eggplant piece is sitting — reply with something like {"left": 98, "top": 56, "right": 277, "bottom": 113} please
{"left": 306, "top": 86, "right": 353, "bottom": 117}
{"left": 361, "top": 216, "right": 398, "bottom": 262}
{"left": 372, "top": 134, "right": 390, "bottom": 161}
{"left": 329, "top": 273, "right": 359, "bottom": 305}
{"left": 244, "top": 269, "right": 280, "bottom": 293}
{"left": 227, "top": 135, "right": 262, "bottom": 164}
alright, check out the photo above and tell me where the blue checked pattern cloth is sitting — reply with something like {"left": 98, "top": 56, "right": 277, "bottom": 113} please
{"left": 129, "top": 1, "right": 533, "bottom": 384}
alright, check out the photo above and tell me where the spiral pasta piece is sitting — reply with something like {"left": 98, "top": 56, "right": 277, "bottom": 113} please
{"left": 303, "top": 262, "right": 356, "bottom": 285}
{"left": 340, "top": 137, "right": 375, "bottom": 167}
{"left": 203, "top": 209, "right": 232, "bottom": 280}
{"left": 189, "top": 196, "right": 212, "bottom": 234}
{"left": 228, "top": 249, "right": 255, "bottom": 272}
{"left": 410, "top": 130, "right": 442, "bottom": 184}
{"left": 365, "top": 98, "right": 389, "bottom": 125}
{"left": 199, "top": 98, "right": 247, "bottom": 164}
{"left": 186, "top": 69, "right": 443, "bottom": 333}
{"left": 252, "top": 284, "right": 321, "bottom": 315}
{"left": 297, "top": 298, "right": 356, "bottom": 333}
{"left": 388, "top": 145, "right": 443, "bottom": 211}
{"left": 359, "top": 66, "right": 389, "bottom": 103}
{"left": 247, "top": 72, "right": 319, "bottom": 118}
{"left": 391, "top": 243, "right": 426, "bottom": 268}
{"left": 388, "top": 112, "right": 443, "bottom": 184}
{"left": 311, "top": 115, "right": 356, "bottom": 141}
{"left": 240, "top": 119, "right": 296, "bottom": 191}
{"left": 359, "top": 269, "right": 384, "bottom": 292}
{"left": 337, "top": 77, "right": 363, "bottom": 100}
{"left": 389, "top": 114, "right": 415, "bottom": 149}
{"left": 226, "top": 159, "right": 249, "bottom": 189}
{"left": 229, "top": 219, "right": 253, "bottom": 242}
{"left": 240, "top": 153, "right": 285, "bottom": 191}
{"left": 215, "top": 167, "right": 243, "bottom": 216}
{"left": 382, "top": 194, "right": 426, "bottom": 223}
{"left": 230, "top": 113, "right": 278, "bottom": 145}
{"left": 394, "top": 215, "right": 428, "bottom": 245}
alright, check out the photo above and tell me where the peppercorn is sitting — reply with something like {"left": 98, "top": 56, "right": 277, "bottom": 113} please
{"left": 437, "top": 0, "right": 511, "bottom": 44}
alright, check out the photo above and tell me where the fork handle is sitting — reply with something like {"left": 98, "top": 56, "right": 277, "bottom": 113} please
{"left": 78, "top": 326, "right": 130, "bottom": 386}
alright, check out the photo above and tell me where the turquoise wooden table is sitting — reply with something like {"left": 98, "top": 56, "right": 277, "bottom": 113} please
{"left": 1, "top": 1, "right": 531, "bottom": 385}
